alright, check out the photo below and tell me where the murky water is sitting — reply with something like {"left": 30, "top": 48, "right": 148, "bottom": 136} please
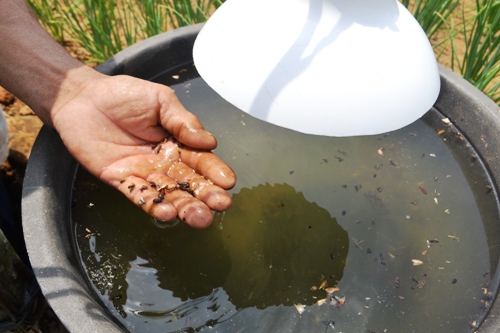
{"left": 71, "top": 67, "right": 500, "bottom": 333}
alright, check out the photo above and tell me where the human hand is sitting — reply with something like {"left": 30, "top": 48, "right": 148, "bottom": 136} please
{"left": 50, "top": 69, "right": 236, "bottom": 229}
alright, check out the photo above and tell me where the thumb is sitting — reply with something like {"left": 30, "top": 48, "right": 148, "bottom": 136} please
{"left": 159, "top": 88, "right": 217, "bottom": 150}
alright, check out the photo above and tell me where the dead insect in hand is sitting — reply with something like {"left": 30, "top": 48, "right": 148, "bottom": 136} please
{"left": 178, "top": 182, "right": 194, "bottom": 195}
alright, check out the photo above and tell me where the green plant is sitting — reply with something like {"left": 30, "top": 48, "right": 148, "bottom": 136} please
{"left": 400, "top": 0, "right": 460, "bottom": 39}
{"left": 458, "top": 0, "right": 500, "bottom": 103}
{"left": 434, "top": 0, "right": 500, "bottom": 103}
{"left": 163, "top": 0, "right": 224, "bottom": 29}
{"left": 26, "top": 0, "right": 224, "bottom": 62}
{"left": 402, "top": 0, "right": 500, "bottom": 104}
{"left": 27, "top": 0, "right": 65, "bottom": 42}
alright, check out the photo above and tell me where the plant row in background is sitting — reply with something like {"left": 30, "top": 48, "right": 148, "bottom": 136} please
{"left": 402, "top": 0, "right": 499, "bottom": 103}
{"left": 28, "top": 0, "right": 499, "bottom": 104}
{"left": 27, "top": 0, "right": 223, "bottom": 62}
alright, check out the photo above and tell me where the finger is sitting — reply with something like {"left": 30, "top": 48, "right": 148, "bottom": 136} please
{"left": 179, "top": 148, "right": 236, "bottom": 189}
{"left": 167, "top": 162, "right": 232, "bottom": 211}
{"left": 159, "top": 89, "right": 217, "bottom": 150}
{"left": 146, "top": 171, "right": 223, "bottom": 227}
{"left": 117, "top": 176, "right": 178, "bottom": 222}
{"left": 161, "top": 190, "right": 214, "bottom": 229}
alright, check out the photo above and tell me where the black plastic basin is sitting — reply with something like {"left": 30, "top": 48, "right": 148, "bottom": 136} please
{"left": 22, "top": 24, "right": 500, "bottom": 332}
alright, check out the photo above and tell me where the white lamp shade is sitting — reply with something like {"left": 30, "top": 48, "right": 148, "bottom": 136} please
{"left": 193, "top": 0, "right": 441, "bottom": 136}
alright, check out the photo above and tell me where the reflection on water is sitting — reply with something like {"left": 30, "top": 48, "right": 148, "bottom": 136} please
{"left": 71, "top": 68, "right": 500, "bottom": 333}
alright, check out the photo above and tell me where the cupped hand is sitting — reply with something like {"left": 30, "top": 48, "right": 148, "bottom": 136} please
{"left": 50, "top": 70, "right": 236, "bottom": 229}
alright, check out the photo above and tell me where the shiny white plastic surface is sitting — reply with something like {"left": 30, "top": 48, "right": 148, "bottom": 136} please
{"left": 193, "top": 0, "right": 440, "bottom": 136}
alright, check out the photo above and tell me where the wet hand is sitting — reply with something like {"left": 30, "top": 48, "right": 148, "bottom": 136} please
{"left": 51, "top": 72, "right": 236, "bottom": 228}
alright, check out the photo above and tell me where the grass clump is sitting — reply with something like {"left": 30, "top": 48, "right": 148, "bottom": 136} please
{"left": 27, "top": 0, "right": 223, "bottom": 62}
{"left": 401, "top": 0, "right": 500, "bottom": 104}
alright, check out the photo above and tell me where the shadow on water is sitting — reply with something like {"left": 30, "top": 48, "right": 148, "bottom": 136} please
{"left": 213, "top": 183, "right": 348, "bottom": 308}
{"left": 73, "top": 173, "right": 349, "bottom": 331}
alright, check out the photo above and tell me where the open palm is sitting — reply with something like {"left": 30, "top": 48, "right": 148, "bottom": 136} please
{"left": 51, "top": 74, "right": 236, "bottom": 229}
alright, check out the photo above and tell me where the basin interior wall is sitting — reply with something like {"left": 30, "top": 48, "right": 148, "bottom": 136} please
{"left": 21, "top": 24, "right": 500, "bottom": 333}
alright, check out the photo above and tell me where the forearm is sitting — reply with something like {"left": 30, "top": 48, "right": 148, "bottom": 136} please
{"left": 0, "top": 0, "right": 100, "bottom": 126}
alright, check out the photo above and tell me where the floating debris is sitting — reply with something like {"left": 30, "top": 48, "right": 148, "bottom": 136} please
{"left": 410, "top": 276, "right": 427, "bottom": 289}
{"left": 437, "top": 129, "right": 445, "bottom": 135}
{"left": 317, "top": 298, "right": 327, "bottom": 306}
{"left": 486, "top": 185, "right": 493, "bottom": 194}
{"left": 325, "top": 287, "right": 340, "bottom": 294}
{"left": 434, "top": 197, "right": 439, "bottom": 205}
{"left": 351, "top": 238, "right": 364, "bottom": 250}
{"left": 442, "top": 118, "right": 451, "bottom": 125}
{"left": 337, "top": 149, "right": 348, "bottom": 156}
{"left": 294, "top": 304, "right": 306, "bottom": 314}
{"left": 322, "top": 320, "right": 335, "bottom": 332}
{"left": 319, "top": 279, "right": 328, "bottom": 290}
{"left": 427, "top": 239, "right": 439, "bottom": 248}
{"left": 412, "top": 259, "right": 424, "bottom": 266}
{"left": 394, "top": 276, "right": 400, "bottom": 288}
{"left": 310, "top": 285, "right": 318, "bottom": 291}
{"left": 448, "top": 234, "right": 460, "bottom": 242}
{"left": 378, "top": 148, "right": 384, "bottom": 157}
{"left": 328, "top": 295, "right": 346, "bottom": 308}
{"left": 419, "top": 186, "right": 427, "bottom": 195}
{"left": 379, "top": 253, "right": 386, "bottom": 266}
{"left": 452, "top": 278, "right": 457, "bottom": 284}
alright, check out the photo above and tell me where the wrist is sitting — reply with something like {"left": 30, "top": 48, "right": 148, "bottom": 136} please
{"left": 49, "top": 66, "right": 105, "bottom": 127}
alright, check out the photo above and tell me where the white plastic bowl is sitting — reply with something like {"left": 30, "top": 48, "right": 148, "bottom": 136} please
{"left": 193, "top": 0, "right": 440, "bottom": 136}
